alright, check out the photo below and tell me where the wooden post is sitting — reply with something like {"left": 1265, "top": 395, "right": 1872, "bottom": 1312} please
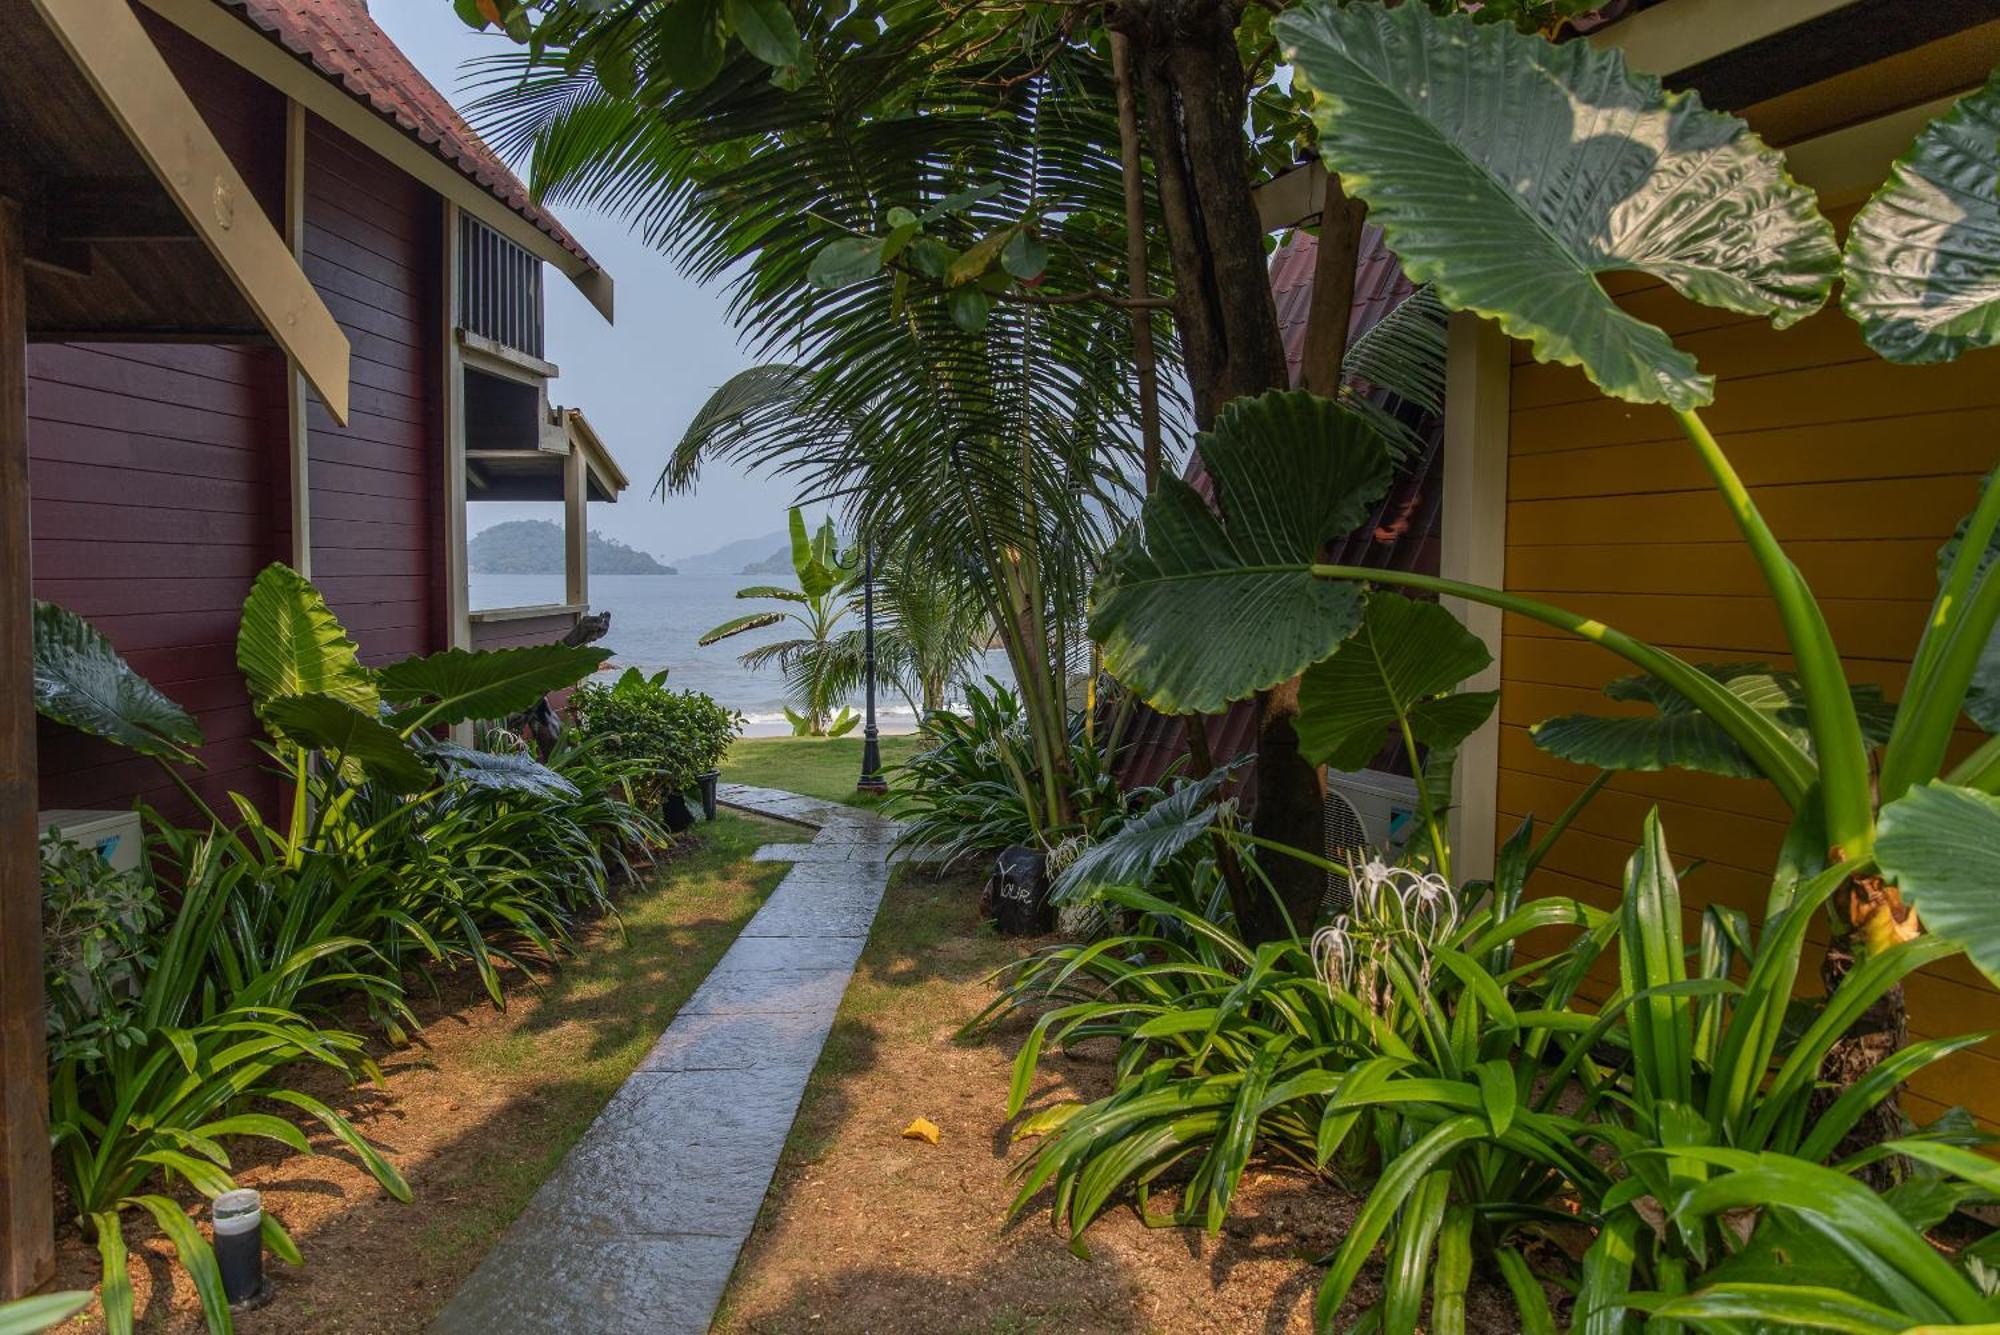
{"left": 563, "top": 435, "right": 587, "bottom": 610}
{"left": 0, "top": 195, "right": 56, "bottom": 1300}
{"left": 284, "top": 99, "right": 312, "bottom": 577}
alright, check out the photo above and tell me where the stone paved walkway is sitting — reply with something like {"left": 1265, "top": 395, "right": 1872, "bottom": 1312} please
{"left": 432, "top": 785, "right": 900, "bottom": 1335}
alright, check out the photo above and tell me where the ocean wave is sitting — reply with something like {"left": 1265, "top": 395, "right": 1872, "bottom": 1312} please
{"left": 739, "top": 704, "right": 922, "bottom": 726}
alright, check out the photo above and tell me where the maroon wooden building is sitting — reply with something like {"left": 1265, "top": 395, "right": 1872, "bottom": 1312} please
{"left": 30, "top": 0, "right": 629, "bottom": 827}
{"left": 1, "top": 0, "right": 626, "bottom": 1293}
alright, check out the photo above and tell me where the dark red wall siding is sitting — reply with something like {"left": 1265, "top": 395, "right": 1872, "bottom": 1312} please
{"left": 29, "top": 341, "right": 290, "bottom": 818}
{"left": 302, "top": 117, "right": 444, "bottom": 666}
{"left": 31, "top": 51, "right": 448, "bottom": 822}
{"left": 28, "top": 21, "right": 289, "bottom": 820}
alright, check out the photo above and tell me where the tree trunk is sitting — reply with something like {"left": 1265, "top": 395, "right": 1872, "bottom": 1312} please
{"left": 1301, "top": 176, "right": 1369, "bottom": 398}
{"left": 1116, "top": 0, "right": 1345, "bottom": 937}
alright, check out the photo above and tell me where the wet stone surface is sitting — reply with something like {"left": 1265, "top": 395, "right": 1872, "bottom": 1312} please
{"left": 432, "top": 789, "right": 899, "bottom": 1335}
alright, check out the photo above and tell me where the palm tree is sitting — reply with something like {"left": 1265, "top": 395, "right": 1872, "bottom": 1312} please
{"left": 822, "top": 540, "right": 995, "bottom": 723}
{"left": 460, "top": 2, "right": 1446, "bottom": 890}
{"left": 700, "top": 509, "right": 859, "bottom": 736}
{"left": 469, "top": 20, "right": 1149, "bottom": 829}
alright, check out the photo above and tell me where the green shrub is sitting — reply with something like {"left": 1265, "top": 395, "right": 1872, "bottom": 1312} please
{"left": 27, "top": 568, "right": 661, "bottom": 1333}
{"left": 49, "top": 819, "right": 409, "bottom": 1335}
{"left": 887, "top": 679, "right": 1131, "bottom": 868}
{"left": 39, "top": 833, "right": 161, "bottom": 1070}
{"left": 570, "top": 668, "right": 743, "bottom": 808}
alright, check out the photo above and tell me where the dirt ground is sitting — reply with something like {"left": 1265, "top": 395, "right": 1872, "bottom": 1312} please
{"left": 47, "top": 813, "right": 799, "bottom": 1334}
{"left": 715, "top": 869, "right": 1517, "bottom": 1335}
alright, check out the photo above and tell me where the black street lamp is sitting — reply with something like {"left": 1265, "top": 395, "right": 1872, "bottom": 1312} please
{"left": 857, "top": 542, "right": 887, "bottom": 793}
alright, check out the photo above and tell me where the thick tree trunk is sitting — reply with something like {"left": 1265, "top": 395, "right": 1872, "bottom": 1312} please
{"left": 1301, "top": 177, "right": 1369, "bottom": 398}
{"left": 1116, "top": 0, "right": 1347, "bottom": 937}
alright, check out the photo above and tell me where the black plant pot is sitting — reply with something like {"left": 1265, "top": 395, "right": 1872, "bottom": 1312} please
{"left": 988, "top": 845, "right": 1052, "bottom": 936}
{"left": 662, "top": 791, "right": 696, "bottom": 834}
{"left": 697, "top": 769, "right": 721, "bottom": 821}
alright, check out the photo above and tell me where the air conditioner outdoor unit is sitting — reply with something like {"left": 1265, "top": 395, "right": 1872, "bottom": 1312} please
{"left": 38, "top": 809, "right": 145, "bottom": 873}
{"left": 1321, "top": 768, "right": 1420, "bottom": 915}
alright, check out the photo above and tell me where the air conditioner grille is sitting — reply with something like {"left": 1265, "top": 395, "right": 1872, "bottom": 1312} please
{"left": 1322, "top": 787, "right": 1368, "bottom": 917}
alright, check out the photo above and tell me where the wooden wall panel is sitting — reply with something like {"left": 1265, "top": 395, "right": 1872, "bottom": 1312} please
{"left": 25, "top": 21, "right": 292, "bottom": 823}
{"left": 301, "top": 116, "right": 444, "bottom": 666}
{"left": 1498, "top": 268, "right": 2000, "bottom": 1122}
{"left": 27, "top": 337, "right": 288, "bottom": 819}
{"left": 470, "top": 612, "right": 581, "bottom": 652}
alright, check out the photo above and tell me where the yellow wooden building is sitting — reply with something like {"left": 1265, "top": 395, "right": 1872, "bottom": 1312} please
{"left": 1439, "top": 2, "right": 2000, "bottom": 1127}
{"left": 1256, "top": 0, "right": 2000, "bottom": 1127}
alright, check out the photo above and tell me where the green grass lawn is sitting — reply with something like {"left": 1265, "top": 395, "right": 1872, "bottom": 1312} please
{"left": 723, "top": 733, "right": 926, "bottom": 807}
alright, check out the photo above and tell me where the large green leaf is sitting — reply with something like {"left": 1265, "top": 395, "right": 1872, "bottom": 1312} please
{"left": 1937, "top": 481, "right": 2000, "bottom": 732}
{"left": 237, "top": 563, "right": 376, "bottom": 718}
{"left": 1090, "top": 390, "right": 1394, "bottom": 714}
{"left": 1278, "top": 2, "right": 1838, "bottom": 410}
{"left": 1296, "top": 593, "right": 1496, "bottom": 771}
{"left": 31, "top": 602, "right": 203, "bottom": 761}
{"left": 377, "top": 643, "right": 611, "bottom": 731}
{"left": 258, "top": 695, "right": 430, "bottom": 794}
{"left": 1629, "top": 1283, "right": 1905, "bottom": 1335}
{"left": 699, "top": 611, "right": 788, "bottom": 645}
{"left": 1876, "top": 781, "right": 2000, "bottom": 985}
{"left": 722, "top": 0, "right": 802, "bottom": 70}
{"left": 1532, "top": 664, "right": 1898, "bottom": 779}
{"left": 1843, "top": 69, "right": 2000, "bottom": 364}
{"left": 0, "top": 1291, "right": 93, "bottom": 1335}
{"left": 1050, "top": 766, "right": 1240, "bottom": 903}
{"left": 424, "top": 740, "right": 580, "bottom": 799}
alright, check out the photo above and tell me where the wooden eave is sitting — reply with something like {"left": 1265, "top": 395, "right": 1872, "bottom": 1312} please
{"left": 135, "top": 0, "right": 615, "bottom": 324}
{"left": 2, "top": 0, "right": 349, "bottom": 420}
{"left": 1591, "top": 0, "right": 2000, "bottom": 115}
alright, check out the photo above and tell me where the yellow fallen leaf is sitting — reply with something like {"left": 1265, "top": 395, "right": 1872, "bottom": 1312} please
{"left": 901, "top": 1117, "right": 941, "bottom": 1145}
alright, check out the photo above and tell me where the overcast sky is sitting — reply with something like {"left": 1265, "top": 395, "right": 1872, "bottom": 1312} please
{"left": 369, "top": 5, "right": 816, "bottom": 566}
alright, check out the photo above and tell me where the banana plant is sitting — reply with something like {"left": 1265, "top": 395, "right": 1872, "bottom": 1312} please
{"left": 700, "top": 508, "right": 860, "bottom": 736}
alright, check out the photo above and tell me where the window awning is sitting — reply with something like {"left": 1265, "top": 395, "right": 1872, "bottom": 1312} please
{"left": 465, "top": 407, "right": 629, "bottom": 505}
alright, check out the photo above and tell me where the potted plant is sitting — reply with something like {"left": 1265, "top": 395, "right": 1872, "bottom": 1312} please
{"left": 570, "top": 668, "right": 743, "bottom": 828}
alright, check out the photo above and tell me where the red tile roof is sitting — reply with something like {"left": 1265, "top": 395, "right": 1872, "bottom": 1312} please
{"left": 215, "top": 0, "right": 598, "bottom": 270}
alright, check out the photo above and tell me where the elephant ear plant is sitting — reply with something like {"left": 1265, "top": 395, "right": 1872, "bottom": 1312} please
{"left": 1256, "top": 2, "right": 2000, "bottom": 974}
{"left": 1075, "top": 7, "right": 2000, "bottom": 1330}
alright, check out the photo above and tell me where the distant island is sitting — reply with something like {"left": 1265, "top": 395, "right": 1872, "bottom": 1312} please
{"left": 739, "top": 547, "right": 793, "bottom": 575}
{"left": 469, "top": 519, "right": 676, "bottom": 575}
{"left": 669, "top": 527, "right": 789, "bottom": 574}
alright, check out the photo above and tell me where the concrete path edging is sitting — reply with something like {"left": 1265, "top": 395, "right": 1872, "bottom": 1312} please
{"left": 432, "top": 785, "right": 899, "bottom": 1335}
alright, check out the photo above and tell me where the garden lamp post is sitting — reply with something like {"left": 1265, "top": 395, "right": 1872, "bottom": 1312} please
{"left": 858, "top": 542, "right": 887, "bottom": 792}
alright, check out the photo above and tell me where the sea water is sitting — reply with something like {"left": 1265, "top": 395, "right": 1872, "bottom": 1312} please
{"left": 471, "top": 571, "right": 1014, "bottom": 736}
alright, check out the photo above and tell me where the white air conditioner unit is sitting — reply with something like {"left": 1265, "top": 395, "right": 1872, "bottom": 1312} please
{"left": 38, "top": 809, "right": 144, "bottom": 874}
{"left": 1321, "top": 768, "right": 1420, "bottom": 915}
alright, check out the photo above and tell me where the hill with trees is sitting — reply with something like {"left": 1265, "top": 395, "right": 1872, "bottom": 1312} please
{"left": 468, "top": 519, "right": 675, "bottom": 575}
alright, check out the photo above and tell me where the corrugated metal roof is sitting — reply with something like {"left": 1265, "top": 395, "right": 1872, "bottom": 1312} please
{"left": 216, "top": 0, "right": 598, "bottom": 271}
{"left": 1112, "top": 228, "right": 1445, "bottom": 797}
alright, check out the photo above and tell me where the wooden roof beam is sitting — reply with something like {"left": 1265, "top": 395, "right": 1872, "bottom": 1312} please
{"left": 28, "top": 0, "right": 350, "bottom": 422}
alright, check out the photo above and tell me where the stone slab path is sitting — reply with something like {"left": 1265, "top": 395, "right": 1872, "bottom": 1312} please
{"left": 432, "top": 785, "right": 900, "bottom": 1335}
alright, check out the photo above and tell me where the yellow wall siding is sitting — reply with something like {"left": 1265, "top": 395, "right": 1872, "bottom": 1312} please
{"left": 1497, "top": 273, "right": 2000, "bottom": 1127}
